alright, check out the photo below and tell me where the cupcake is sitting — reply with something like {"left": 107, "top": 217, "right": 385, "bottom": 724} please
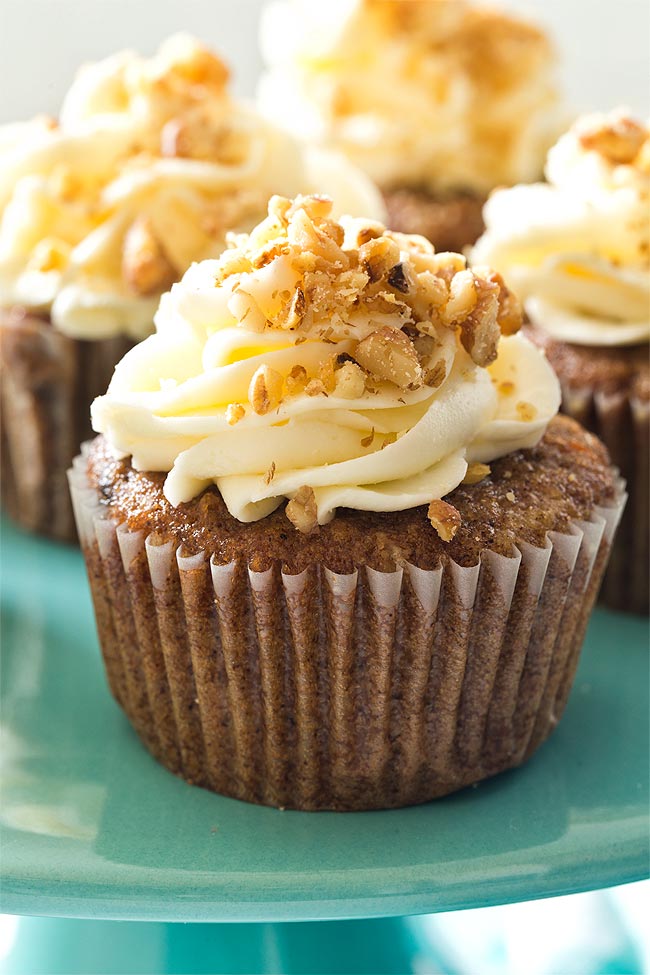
{"left": 472, "top": 110, "right": 649, "bottom": 614}
{"left": 257, "top": 0, "right": 562, "bottom": 251}
{"left": 71, "top": 195, "right": 624, "bottom": 811}
{"left": 0, "top": 35, "right": 384, "bottom": 542}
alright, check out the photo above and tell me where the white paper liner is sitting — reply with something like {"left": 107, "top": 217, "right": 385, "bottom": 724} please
{"left": 68, "top": 447, "right": 627, "bottom": 811}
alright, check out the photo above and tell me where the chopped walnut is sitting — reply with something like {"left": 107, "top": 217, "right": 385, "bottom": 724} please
{"left": 286, "top": 364, "right": 308, "bottom": 395}
{"left": 479, "top": 269, "right": 522, "bottom": 335}
{"left": 358, "top": 235, "right": 401, "bottom": 282}
{"left": 354, "top": 327, "right": 422, "bottom": 389}
{"left": 122, "top": 218, "right": 176, "bottom": 296}
{"left": 264, "top": 461, "right": 276, "bottom": 486}
{"left": 334, "top": 360, "right": 367, "bottom": 398}
{"left": 578, "top": 113, "right": 647, "bottom": 165}
{"left": 459, "top": 274, "right": 501, "bottom": 367}
{"left": 248, "top": 365, "right": 283, "bottom": 415}
{"left": 427, "top": 499, "right": 462, "bottom": 542}
{"left": 278, "top": 288, "right": 306, "bottom": 330}
{"left": 286, "top": 486, "right": 319, "bottom": 534}
{"left": 462, "top": 462, "right": 491, "bottom": 485}
{"left": 226, "top": 403, "right": 245, "bottom": 426}
{"left": 305, "top": 378, "right": 328, "bottom": 397}
{"left": 441, "top": 269, "right": 477, "bottom": 326}
{"left": 423, "top": 360, "right": 447, "bottom": 388}
{"left": 318, "top": 355, "right": 337, "bottom": 393}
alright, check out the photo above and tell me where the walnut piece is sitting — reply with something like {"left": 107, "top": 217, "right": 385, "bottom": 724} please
{"left": 226, "top": 403, "right": 245, "bottom": 426}
{"left": 354, "top": 327, "right": 422, "bottom": 389}
{"left": 122, "top": 218, "right": 176, "bottom": 296}
{"left": 248, "top": 365, "right": 283, "bottom": 415}
{"left": 462, "top": 462, "right": 491, "bottom": 485}
{"left": 286, "top": 486, "right": 319, "bottom": 534}
{"left": 459, "top": 274, "right": 501, "bottom": 367}
{"left": 578, "top": 114, "right": 647, "bottom": 165}
{"left": 427, "top": 499, "right": 462, "bottom": 542}
{"left": 334, "top": 360, "right": 367, "bottom": 398}
{"left": 441, "top": 269, "right": 477, "bottom": 326}
{"left": 286, "top": 364, "right": 308, "bottom": 395}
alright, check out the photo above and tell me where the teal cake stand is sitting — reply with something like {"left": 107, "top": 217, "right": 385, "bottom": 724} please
{"left": 1, "top": 520, "right": 648, "bottom": 973}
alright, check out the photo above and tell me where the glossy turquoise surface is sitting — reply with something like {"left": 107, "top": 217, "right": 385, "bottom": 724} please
{"left": 1, "top": 518, "right": 648, "bottom": 923}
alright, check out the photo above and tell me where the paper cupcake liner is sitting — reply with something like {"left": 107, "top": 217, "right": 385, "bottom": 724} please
{"left": 561, "top": 383, "right": 648, "bottom": 614}
{"left": 69, "top": 449, "right": 625, "bottom": 811}
{"left": 0, "top": 311, "right": 134, "bottom": 543}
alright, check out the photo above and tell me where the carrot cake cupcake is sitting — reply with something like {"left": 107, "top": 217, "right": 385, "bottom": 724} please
{"left": 257, "top": 0, "right": 563, "bottom": 251}
{"left": 0, "top": 35, "right": 384, "bottom": 541}
{"left": 70, "top": 195, "right": 624, "bottom": 810}
{"left": 473, "top": 110, "right": 649, "bottom": 613}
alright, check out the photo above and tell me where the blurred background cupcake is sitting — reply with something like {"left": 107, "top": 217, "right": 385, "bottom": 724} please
{"left": 0, "top": 34, "right": 384, "bottom": 543}
{"left": 257, "top": 0, "right": 564, "bottom": 252}
{"left": 473, "top": 110, "right": 649, "bottom": 614}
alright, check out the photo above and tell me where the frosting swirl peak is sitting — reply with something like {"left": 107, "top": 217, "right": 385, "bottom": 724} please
{"left": 472, "top": 110, "right": 650, "bottom": 347}
{"left": 92, "top": 195, "right": 560, "bottom": 532}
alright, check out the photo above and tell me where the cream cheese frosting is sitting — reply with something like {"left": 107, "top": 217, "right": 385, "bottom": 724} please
{"left": 0, "top": 35, "right": 384, "bottom": 341}
{"left": 472, "top": 111, "right": 650, "bottom": 347}
{"left": 257, "top": 0, "right": 562, "bottom": 196}
{"left": 92, "top": 194, "right": 560, "bottom": 530}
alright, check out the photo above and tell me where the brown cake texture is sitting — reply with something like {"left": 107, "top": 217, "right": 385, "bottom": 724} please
{"left": 524, "top": 320, "right": 649, "bottom": 614}
{"left": 70, "top": 415, "right": 623, "bottom": 811}
{"left": 0, "top": 308, "right": 134, "bottom": 542}
{"left": 383, "top": 187, "right": 486, "bottom": 254}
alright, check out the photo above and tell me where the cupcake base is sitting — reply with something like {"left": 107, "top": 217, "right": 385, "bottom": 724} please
{"left": 69, "top": 418, "right": 624, "bottom": 810}
{"left": 0, "top": 308, "right": 134, "bottom": 543}
{"left": 383, "top": 187, "right": 486, "bottom": 253}
{"left": 524, "top": 322, "right": 649, "bottom": 614}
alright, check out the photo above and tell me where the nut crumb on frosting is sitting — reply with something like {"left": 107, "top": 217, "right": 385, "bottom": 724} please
{"left": 577, "top": 112, "right": 648, "bottom": 167}
{"left": 213, "top": 193, "right": 522, "bottom": 395}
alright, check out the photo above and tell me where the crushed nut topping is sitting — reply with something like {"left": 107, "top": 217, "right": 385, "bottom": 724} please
{"left": 263, "top": 461, "right": 276, "bottom": 486}
{"left": 213, "top": 194, "right": 522, "bottom": 380}
{"left": 286, "top": 486, "right": 319, "bottom": 534}
{"left": 249, "top": 365, "right": 283, "bottom": 415}
{"left": 427, "top": 499, "right": 462, "bottom": 542}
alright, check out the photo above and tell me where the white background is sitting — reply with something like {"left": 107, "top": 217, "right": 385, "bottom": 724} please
{"left": 0, "top": 0, "right": 648, "bottom": 123}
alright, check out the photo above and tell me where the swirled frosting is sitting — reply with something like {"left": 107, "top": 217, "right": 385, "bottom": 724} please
{"left": 257, "top": 0, "right": 562, "bottom": 195}
{"left": 0, "top": 35, "right": 384, "bottom": 341}
{"left": 472, "top": 111, "right": 650, "bottom": 347}
{"left": 92, "top": 194, "right": 560, "bottom": 529}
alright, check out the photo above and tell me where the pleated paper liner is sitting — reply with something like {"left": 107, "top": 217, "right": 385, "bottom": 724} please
{"left": 69, "top": 450, "right": 625, "bottom": 811}
{"left": 562, "top": 383, "right": 649, "bottom": 614}
{"left": 0, "top": 309, "right": 134, "bottom": 543}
